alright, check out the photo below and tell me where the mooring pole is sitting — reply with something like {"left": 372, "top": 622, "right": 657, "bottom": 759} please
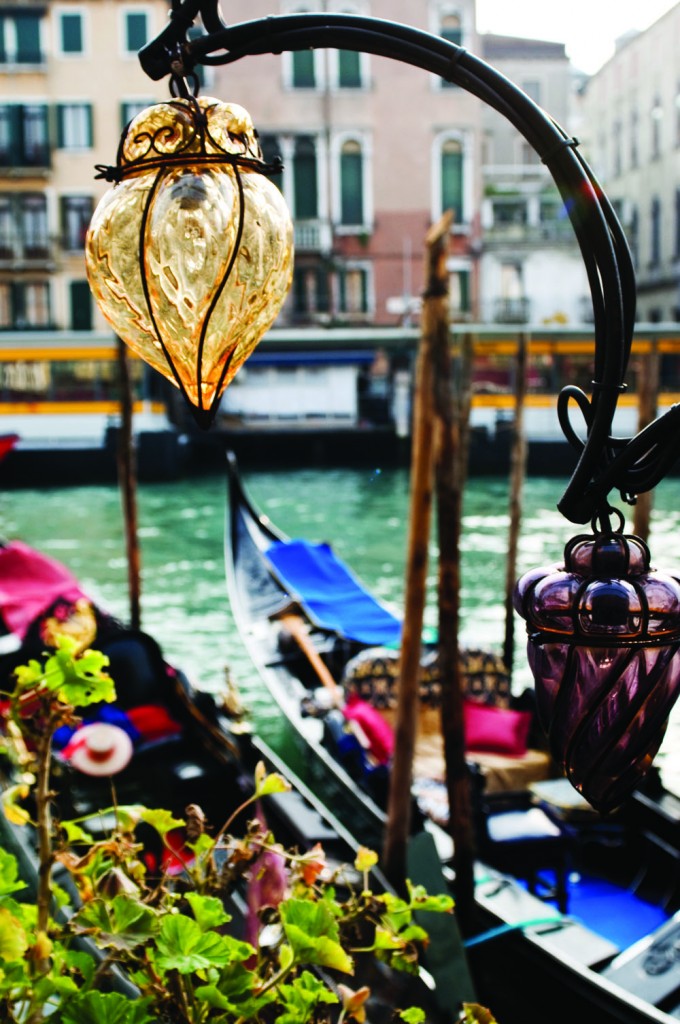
{"left": 633, "top": 341, "right": 660, "bottom": 542}
{"left": 503, "top": 331, "right": 528, "bottom": 674}
{"left": 382, "top": 216, "right": 450, "bottom": 886}
{"left": 434, "top": 316, "right": 476, "bottom": 929}
{"left": 116, "top": 338, "right": 142, "bottom": 631}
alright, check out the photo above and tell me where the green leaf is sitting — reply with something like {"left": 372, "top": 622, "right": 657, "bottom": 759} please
{"left": 72, "top": 895, "right": 158, "bottom": 951}
{"left": 0, "top": 848, "right": 27, "bottom": 896}
{"left": 399, "top": 1008, "right": 426, "bottom": 1024}
{"left": 60, "top": 991, "right": 155, "bottom": 1024}
{"left": 155, "top": 915, "right": 253, "bottom": 974}
{"left": 406, "top": 882, "right": 454, "bottom": 914}
{"left": 139, "top": 807, "right": 185, "bottom": 837}
{"left": 185, "top": 892, "right": 231, "bottom": 931}
{"left": 277, "top": 968, "right": 338, "bottom": 1024}
{"left": 280, "top": 899, "right": 354, "bottom": 974}
{"left": 43, "top": 637, "right": 115, "bottom": 707}
{"left": 60, "top": 820, "right": 95, "bottom": 844}
{"left": 255, "top": 766, "right": 291, "bottom": 799}
{"left": 0, "top": 905, "right": 28, "bottom": 962}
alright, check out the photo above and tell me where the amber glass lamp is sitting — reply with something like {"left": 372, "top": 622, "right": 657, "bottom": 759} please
{"left": 86, "top": 93, "right": 294, "bottom": 428}
{"left": 514, "top": 511, "right": 680, "bottom": 812}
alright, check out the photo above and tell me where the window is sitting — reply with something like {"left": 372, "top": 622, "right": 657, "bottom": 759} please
{"left": 675, "top": 189, "right": 680, "bottom": 260}
{"left": 629, "top": 205, "right": 639, "bottom": 268}
{"left": 0, "top": 193, "right": 49, "bottom": 260}
{"left": 651, "top": 96, "right": 663, "bottom": 159}
{"left": 0, "top": 281, "right": 51, "bottom": 329}
{"left": 522, "top": 80, "right": 541, "bottom": 104}
{"left": 293, "top": 137, "right": 318, "bottom": 219}
{"left": 293, "top": 266, "right": 330, "bottom": 316}
{"left": 291, "top": 49, "right": 316, "bottom": 88}
{"left": 449, "top": 267, "right": 471, "bottom": 315}
{"left": 124, "top": 10, "right": 148, "bottom": 54}
{"left": 612, "top": 120, "right": 622, "bottom": 177}
{"left": 0, "top": 197, "right": 12, "bottom": 258}
{"left": 69, "top": 280, "right": 92, "bottom": 331}
{"left": 337, "top": 265, "right": 370, "bottom": 314}
{"left": 56, "top": 103, "right": 93, "bottom": 149}
{"left": 120, "top": 100, "right": 153, "bottom": 130}
{"left": 439, "top": 12, "right": 462, "bottom": 87}
{"left": 58, "top": 12, "right": 84, "bottom": 55}
{"left": 630, "top": 109, "right": 639, "bottom": 168}
{"left": 0, "top": 11, "right": 43, "bottom": 64}
{"left": 0, "top": 105, "right": 50, "bottom": 168}
{"left": 21, "top": 194, "right": 49, "bottom": 259}
{"left": 61, "top": 196, "right": 93, "bottom": 251}
{"left": 650, "top": 196, "right": 661, "bottom": 267}
{"left": 441, "top": 137, "right": 463, "bottom": 223}
{"left": 340, "top": 141, "right": 364, "bottom": 225}
{"left": 338, "top": 49, "right": 361, "bottom": 88}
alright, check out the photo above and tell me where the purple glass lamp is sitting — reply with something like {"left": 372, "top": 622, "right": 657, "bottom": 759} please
{"left": 515, "top": 510, "right": 680, "bottom": 812}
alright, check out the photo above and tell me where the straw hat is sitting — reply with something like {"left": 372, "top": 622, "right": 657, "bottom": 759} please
{"left": 64, "top": 723, "right": 133, "bottom": 777}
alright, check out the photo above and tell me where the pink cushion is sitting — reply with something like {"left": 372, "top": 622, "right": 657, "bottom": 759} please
{"left": 343, "top": 693, "right": 394, "bottom": 764}
{"left": 464, "top": 701, "right": 532, "bottom": 757}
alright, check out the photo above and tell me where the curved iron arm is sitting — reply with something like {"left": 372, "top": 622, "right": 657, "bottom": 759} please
{"left": 139, "top": 7, "right": 680, "bottom": 525}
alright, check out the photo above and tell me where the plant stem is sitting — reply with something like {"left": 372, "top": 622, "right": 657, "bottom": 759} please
{"left": 35, "top": 726, "right": 54, "bottom": 947}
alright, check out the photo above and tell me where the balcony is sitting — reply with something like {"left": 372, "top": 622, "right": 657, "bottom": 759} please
{"left": 0, "top": 238, "right": 55, "bottom": 269}
{"left": 492, "top": 297, "right": 531, "bottom": 323}
{"left": 294, "top": 219, "right": 332, "bottom": 254}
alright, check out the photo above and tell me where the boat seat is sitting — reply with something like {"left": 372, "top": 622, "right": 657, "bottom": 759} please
{"left": 469, "top": 765, "right": 571, "bottom": 914}
{"left": 341, "top": 646, "right": 553, "bottom": 795}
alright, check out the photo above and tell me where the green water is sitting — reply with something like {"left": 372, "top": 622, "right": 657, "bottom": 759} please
{"left": 3, "top": 467, "right": 680, "bottom": 785}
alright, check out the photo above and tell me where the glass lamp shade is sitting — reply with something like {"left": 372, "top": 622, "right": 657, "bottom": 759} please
{"left": 514, "top": 528, "right": 680, "bottom": 812}
{"left": 85, "top": 97, "right": 294, "bottom": 427}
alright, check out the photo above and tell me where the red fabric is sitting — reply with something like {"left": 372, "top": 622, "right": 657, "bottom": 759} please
{"left": 0, "top": 541, "right": 87, "bottom": 639}
{"left": 343, "top": 692, "right": 394, "bottom": 764}
{"left": 464, "top": 701, "right": 532, "bottom": 757}
{"left": 126, "top": 704, "right": 183, "bottom": 741}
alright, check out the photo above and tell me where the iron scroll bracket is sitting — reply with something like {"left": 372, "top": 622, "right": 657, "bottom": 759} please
{"left": 138, "top": 3, "right": 677, "bottom": 526}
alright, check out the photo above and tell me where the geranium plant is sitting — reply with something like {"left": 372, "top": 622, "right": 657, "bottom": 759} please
{"left": 0, "top": 635, "right": 493, "bottom": 1023}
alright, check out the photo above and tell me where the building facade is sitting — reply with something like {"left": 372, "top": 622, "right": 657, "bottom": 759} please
{"left": 212, "top": 0, "right": 483, "bottom": 327}
{"left": 479, "top": 35, "right": 591, "bottom": 326}
{"left": 0, "top": 0, "right": 171, "bottom": 335}
{"left": 580, "top": 3, "right": 680, "bottom": 323}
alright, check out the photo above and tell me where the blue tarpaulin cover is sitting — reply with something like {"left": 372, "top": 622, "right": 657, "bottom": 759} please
{"left": 265, "top": 539, "right": 402, "bottom": 646}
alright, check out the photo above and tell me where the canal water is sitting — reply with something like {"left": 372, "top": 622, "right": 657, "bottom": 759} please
{"left": 3, "top": 466, "right": 680, "bottom": 790}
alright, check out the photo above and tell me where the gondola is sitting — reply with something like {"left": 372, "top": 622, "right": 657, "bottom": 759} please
{"left": 225, "top": 451, "right": 680, "bottom": 1024}
{"left": 0, "top": 539, "right": 452, "bottom": 1022}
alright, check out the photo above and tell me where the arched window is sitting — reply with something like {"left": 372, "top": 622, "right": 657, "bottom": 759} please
{"left": 439, "top": 11, "right": 461, "bottom": 88}
{"left": 340, "top": 140, "right": 363, "bottom": 225}
{"left": 293, "top": 137, "right": 318, "bottom": 219}
{"left": 440, "top": 137, "right": 463, "bottom": 223}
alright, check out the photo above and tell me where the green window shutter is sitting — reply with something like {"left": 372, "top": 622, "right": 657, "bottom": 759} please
{"left": 340, "top": 147, "right": 363, "bottom": 225}
{"left": 441, "top": 144, "right": 463, "bottom": 222}
{"left": 61, "top": 13, "right": 83, "bottom": 54}
{"left": 86, "top": 104, "right": 94, "bottom": 147}
{"left": 338, "top": 269, "right": 346, "bottom": 311}
{"left": 360, "top": 269, "right": 368, "bottom": 312}
{"left": 70, "top": 281, "right": 92, "bottom": 331}
{"left": 293, "top": 139, "right": 318, "bottom": 219}
{"left": 8, "top": 105, "right": 23, "bottom": 163}
{"left": 338, "top": 50, "right": 361, "bottom": 88}
{"left": 316, "top": 268, "right": 329, "bottom": 312}
{"left": 56, "top": 104, "right": 65, "bottom": 148}
{"left": 15, "top": 14, "right": 41, "bottom": 63}
{"left": 440, "top": 16, "right": 462, "bottom": 88}
{"left": 126, "top": 13, "right": 148, "bottom": 52}
{"left": 0, "top": 17, "right": 6, "bottom": 63}
{"left": 293, "top": 268, "right": 307, "bottom": 313}
{"left": 292, "top": 50, "right": 315, "bottom": 88}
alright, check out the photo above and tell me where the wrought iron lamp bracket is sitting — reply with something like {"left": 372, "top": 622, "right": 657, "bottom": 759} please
{"left": 138, "top": 2, "right": 680, "bottom": 525}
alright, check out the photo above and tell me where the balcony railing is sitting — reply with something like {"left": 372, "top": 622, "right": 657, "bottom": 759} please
{"left": 294, "top": 219, "right": 332, "bottom": 253}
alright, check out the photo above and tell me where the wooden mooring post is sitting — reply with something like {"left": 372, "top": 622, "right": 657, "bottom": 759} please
{"left": 503, "top": 331, "right": 528, "bottom": 675}
{"left": 117, "top": 338, "right": 142, "bottom": 631}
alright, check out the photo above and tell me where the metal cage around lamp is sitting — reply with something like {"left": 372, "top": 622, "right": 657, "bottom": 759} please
{"left": 104, "top": 0, "right": 680, "bottom": 810}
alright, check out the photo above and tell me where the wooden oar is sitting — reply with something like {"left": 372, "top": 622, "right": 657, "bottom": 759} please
{"left": 273, "top": 610, "right": 386, "bottom": 756}
{"left": 275, "top": 611, "right": 344, "bottom": 707}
